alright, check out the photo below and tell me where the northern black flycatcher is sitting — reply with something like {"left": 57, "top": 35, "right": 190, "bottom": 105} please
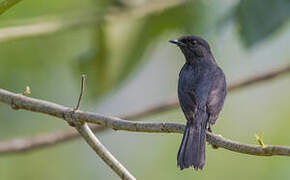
{"left": 170, "top": 35, "right": 227, "bottom": 170}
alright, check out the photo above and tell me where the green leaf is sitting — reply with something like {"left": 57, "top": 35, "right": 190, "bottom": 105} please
{"left": 255, "top": 133, "right": 266, "bottom": 149}
{"left": 236, "top": 0, "right": 290, "bottom": 47}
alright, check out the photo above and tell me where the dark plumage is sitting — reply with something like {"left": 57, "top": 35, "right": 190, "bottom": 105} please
{"left": 170, "top": 35, "right": 227, "bottom": 170}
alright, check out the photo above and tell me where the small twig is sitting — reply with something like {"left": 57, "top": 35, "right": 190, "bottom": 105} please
{"left": 71, "top": 75, "right": 136, "bottom": 180}
{"left": 67, "top": 74, "right": 86, "bottom": 126}
{"left": 74, "top": 74, "right": 86, "bottom": 111}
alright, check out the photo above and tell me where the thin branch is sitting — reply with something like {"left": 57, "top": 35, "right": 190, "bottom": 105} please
{"left": 124, "top": 64, "right": 290, "bottom": 119}
{"left": 74, "top": 74, "right": 86, "bottom": 111}
{"left": 0, "top": 128, "right": 81, "bottom": 153}
{"left": 228, "top": 65, "right": 290, "bottom": 90}
{"left": 0, "top": 64, "right": 290, "bottom": 154}
{"left": 1, "top": 65, "right": 290, "bottom": 156}
{"left": 0, "top": 125, "right": 104, "bottom": 154}
{"left": 0, "top": 0, "right": 22, "bottom": 15}
{"left": 75, "top": 123, "right": 136, "bottom": 180}
{"left": 0, "top": 0, "right": 185, "bottom": 42}
{"left": 0, "top": 13, "right": 102, "bottom": 42}
{"left": 70, "top": 74, "right": 135, "bottom": 180}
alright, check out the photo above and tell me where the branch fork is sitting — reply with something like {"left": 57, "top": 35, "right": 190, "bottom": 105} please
{"left": 0, "top": 64, "right": 290, "bottom": 178}
{"left": 69, "top": 74, "right": 136, "bottom": 180}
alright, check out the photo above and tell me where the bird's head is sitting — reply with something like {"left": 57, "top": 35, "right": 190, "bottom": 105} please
{"left": 169, "top": 35, "right": 213, "bottom": 63}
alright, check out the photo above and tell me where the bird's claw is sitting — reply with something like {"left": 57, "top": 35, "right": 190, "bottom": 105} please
{"left": 207, "top": 124, "right": 213, "bottom": 133}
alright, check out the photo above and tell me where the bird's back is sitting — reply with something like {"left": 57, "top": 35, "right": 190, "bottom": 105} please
{"left": 178, "top": 60, "right": 217, "bottom": 108}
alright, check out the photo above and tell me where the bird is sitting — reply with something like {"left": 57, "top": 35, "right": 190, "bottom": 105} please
{"left": 169, "top": 35, "right": 227, "bottom": 170}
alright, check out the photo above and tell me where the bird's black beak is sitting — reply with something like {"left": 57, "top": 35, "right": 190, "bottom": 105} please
{"left": 169, "top": 39, "right": 186, "bottom": 47}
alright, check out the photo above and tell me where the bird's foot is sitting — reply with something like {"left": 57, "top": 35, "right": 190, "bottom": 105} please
{"left": 207, "top": 124, "right": 219, "bottom": 149}
{"left": 211, "top": 144, "right": 219, "bottom": 149}
{"left": 207, "top": 124, "right": 213, "bottom": 133}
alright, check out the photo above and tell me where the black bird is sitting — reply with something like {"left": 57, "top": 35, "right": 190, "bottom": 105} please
{"left": 170, "top": 35, "right": 227, "bottom": 170}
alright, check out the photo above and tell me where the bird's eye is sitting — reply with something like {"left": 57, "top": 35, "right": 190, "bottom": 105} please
{"left": 192, "top": 40, "right": 197, "bottom": 44}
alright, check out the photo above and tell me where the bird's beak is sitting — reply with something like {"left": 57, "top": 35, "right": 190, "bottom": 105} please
{"left": 169, "top": 39, "right": 186, "bottom": 47}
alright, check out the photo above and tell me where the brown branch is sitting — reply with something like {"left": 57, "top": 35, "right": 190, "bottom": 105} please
{"left": 74, "top": 74, "right": 86, "bottom": 111}
{"left": 0, "top": 0, "right": 185, "bottom": 42}
{"left": 75, "top": 123, "right": 136, "bottom": 180}
{"left": 228, "top": 65, "right": 290, "bottom": 90}
{"left": 0, "top": 64, "right": 290, "bottom": 154}
{"left": 70, "top": 74, "right": 136, "bottom": 180}
{"left": 0, "top": 0, "right": 22, "bottom": 15}
{"left": 0, "top": 125, "right": 105, "bottom": 154}
{"left": 0, "top": 128, "right": 79, "bottom": 153}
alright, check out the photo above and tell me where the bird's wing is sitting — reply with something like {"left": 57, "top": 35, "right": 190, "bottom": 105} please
{"left": 178, "top": 90, "right": 198, "bottom": 123}
{"left": 178, "top": 64, "right": 211, "bottom": 124}
{"left": 206, "top": 66, "right": 227, "bottom": 124}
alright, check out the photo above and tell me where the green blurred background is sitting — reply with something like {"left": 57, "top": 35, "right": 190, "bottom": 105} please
{"left": 0, "top": 0, "right": 290, "bottom": 179}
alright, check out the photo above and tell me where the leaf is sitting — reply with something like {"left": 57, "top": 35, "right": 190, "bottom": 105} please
{"left": 255, "top": 133, "right": 265, "bottom": 149}
{"left": 236, "top": 0, "right": 290, "bottom": 47}
{"left": 23, "top": 85, "right": 31, "bottom": 95}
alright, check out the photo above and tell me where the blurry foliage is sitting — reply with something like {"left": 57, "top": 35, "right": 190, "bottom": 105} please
{"left": 77, "top": 0, "right": 223, "bottom": 98}
{"left": 115, "top": 1, "right": 215, "bottom": 86}
{"left": 78, "top": 0, "right": 290, "bottom": 98}
{"left": 236, "top": 0, "right": 290, "bottom": 46}
{"left": 78, "top": 23, "right": 110, "bottom": 97}
{"left": 0, "top": 0, "right": 290, "bottom": 179}
{"left": 1, "top": 0, "right": 288, "bottom": 99}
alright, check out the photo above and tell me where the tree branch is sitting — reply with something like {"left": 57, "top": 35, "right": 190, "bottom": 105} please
{"left": 67, "top": 74, "right": 136, "bottom": 180}
{"left": 228, "top": 65, "right": 290, "bottom": 90}
{"left": 75, "top": 123, "right": 136, "bottom": 180}
{"left": 0, "top": 0, "right": 185, "bottom": 42}
{"left": 0, "top": 125, "right": 104, "bottom": 154}
{"left": 0, "top": 0, "right": 22, "bottom": 15}
{"left": 0, "top": 64, "right": 290, "bottom": 154}
{"left": 0, "top": 128, "right": 80, "bottom": 153}
{"left": 0, "top": 64, "right": 290, "bottom": 157}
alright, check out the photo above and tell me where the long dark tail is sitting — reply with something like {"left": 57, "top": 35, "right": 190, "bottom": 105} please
{"left": 177, "top": 119, "right": 207, "bottom": 170}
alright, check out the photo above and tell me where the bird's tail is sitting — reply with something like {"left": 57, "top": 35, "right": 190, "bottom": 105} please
{"left": 177, "top": 115, "right": 207, "bottom": 170}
